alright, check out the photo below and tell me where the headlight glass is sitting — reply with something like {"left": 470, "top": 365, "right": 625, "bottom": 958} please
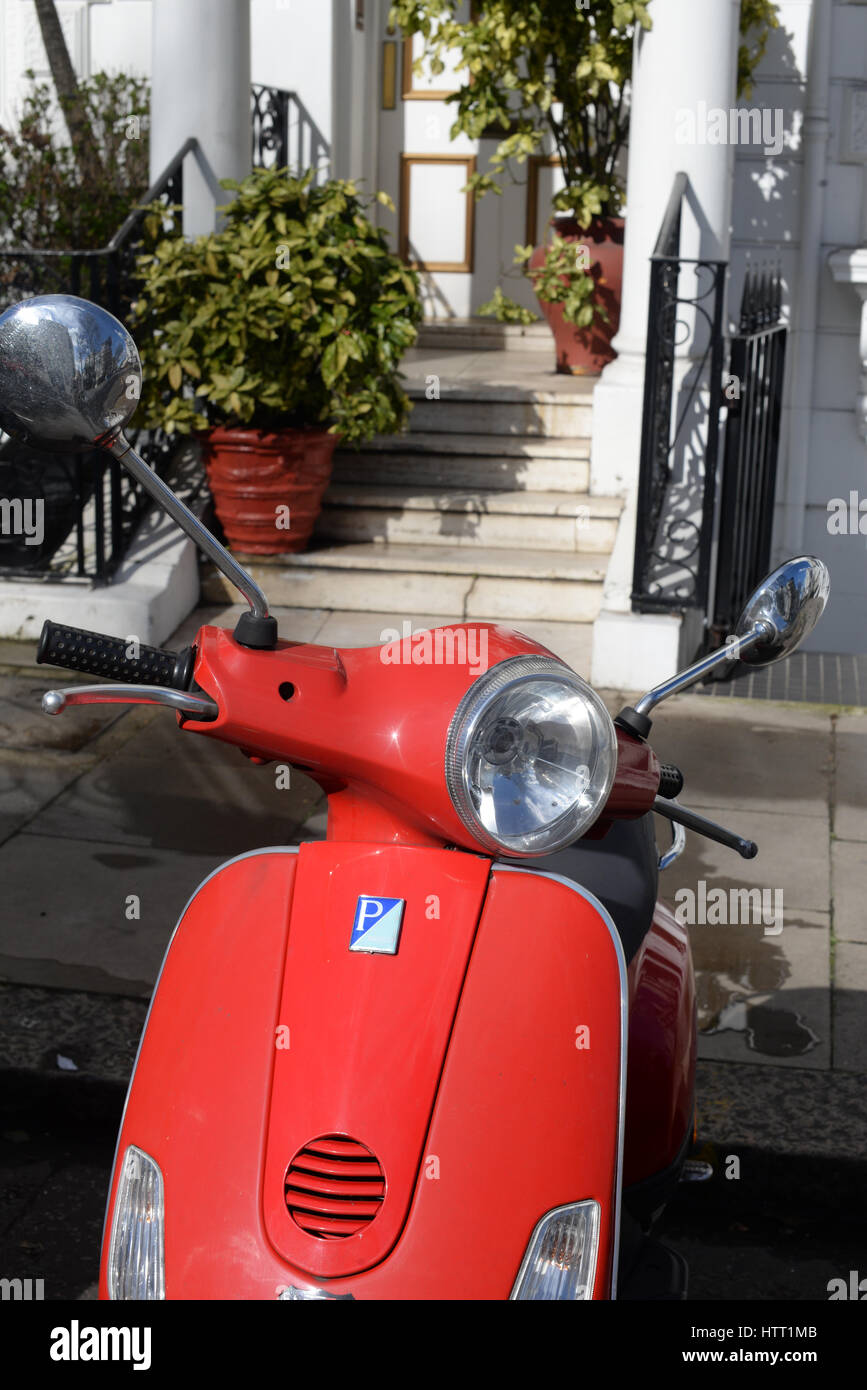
{"left": 445, "top": 656, "right": 617, "bottom": 856}
{"left": 511, "top": 1200, "right": 600, "bottom": 1300}
{"left": 106, "top": 1145, "right": 166, "bottom": 1300}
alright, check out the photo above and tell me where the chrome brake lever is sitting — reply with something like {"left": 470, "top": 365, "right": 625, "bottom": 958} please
{"left": 42, "top": 685, "right": 219, "bottom": 720}
{"left": 653, "top": 796, "right": 758, "bottom": 860}
{"left": 658, "top": 814, "right": 687, "bottom": 871}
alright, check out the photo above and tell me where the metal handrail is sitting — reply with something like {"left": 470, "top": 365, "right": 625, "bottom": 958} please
{"left": 652, "top": 171, "right": 689, "bottom": 259}
{"left": 632, "top": 171, "right": 728, "bottom": 621}
{"left": 0, "top": 138, "right": 199, "bottom": 260}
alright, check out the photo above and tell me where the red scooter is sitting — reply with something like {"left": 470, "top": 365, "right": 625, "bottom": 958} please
{"left": 0, "top": 296, "right": 829, "bottom": 1300}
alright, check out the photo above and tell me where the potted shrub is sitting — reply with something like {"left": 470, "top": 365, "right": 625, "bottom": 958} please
{"left": 391, "top": 0, "right": 648, "bottom": 374}
{"left": 392, "top": 0, "right": 780, "bottom": 376}
{"left": 132, "top": 167, "right": 422, "bottom": 553}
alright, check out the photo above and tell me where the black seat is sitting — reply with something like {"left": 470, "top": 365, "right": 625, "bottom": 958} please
{"left": 507, "top": 813, "right": 659, "bottom": 964}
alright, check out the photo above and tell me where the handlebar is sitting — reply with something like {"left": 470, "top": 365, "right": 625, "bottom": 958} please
{"left": 37, "top": 620, "right": 194, "bottom": 691}
{"left": 657, "top": 762, "right": 685, "bottom": 800}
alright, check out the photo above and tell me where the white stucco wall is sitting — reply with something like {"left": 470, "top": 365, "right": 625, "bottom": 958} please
{"left": 1, "top": 1, "right": 332, "bottom": 145}
{"left": 250, "top": 0, "right": 331, "bottom": 145}
{"left": 731, "top": 0, "right": 867, "bottom": 652}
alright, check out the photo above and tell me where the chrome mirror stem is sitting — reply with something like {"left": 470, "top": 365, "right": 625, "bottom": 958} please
{"left": 110, "top": 434, "right": 271, "bottom": 623}
{"left": 633, "top": 621, "right": 772, "bottom": 718}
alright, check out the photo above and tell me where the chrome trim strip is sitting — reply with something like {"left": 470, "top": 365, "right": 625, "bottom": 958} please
{"left": 100, "top": 845, "right": 301, "bottom": 1277}
{"left": 492, "top": 864, "right": 628, "bottom": 1300}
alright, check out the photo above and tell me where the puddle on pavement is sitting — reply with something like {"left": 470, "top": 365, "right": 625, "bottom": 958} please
{"left": 691, "top": 920, "right": 822, "bottom": 1058}
{"left": 703, "top": 996, "right": 821, "bottom": 1057}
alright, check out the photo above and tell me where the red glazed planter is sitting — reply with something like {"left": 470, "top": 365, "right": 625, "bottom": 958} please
{"left": 529, "top": 215, "right": 624, "bottom": 376}
{"left": 201, "top": 426, "right": 339, "bottom": 555}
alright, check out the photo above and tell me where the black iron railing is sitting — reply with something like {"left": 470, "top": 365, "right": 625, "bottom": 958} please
{"left": 0, "top": 429, "right": 180, "bottom": 581}
{"left": 0, "top": 136, "right": 191, "bottom": 322}
{"left": 632, "top": 172, "right": 727, "bottom": 617}
{"left": 710, "top": 268, "right": 787, "bottom": 644}
{"left": 251, "top": 85, "right": 330, "bottom": 182}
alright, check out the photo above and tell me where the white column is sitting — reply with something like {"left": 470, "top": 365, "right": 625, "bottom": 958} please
{"left": 331, "top": 0, "right": 377, "bottom": 189}
{"left": 590, "top": 0, "right": 741, "bottom": 691}
{"left": 150, "top": 0, "right": 251, "bottom": 236}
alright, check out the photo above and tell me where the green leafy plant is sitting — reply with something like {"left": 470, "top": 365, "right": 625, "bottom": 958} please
{"left": 0, "top": 70, "right": 149, "bottom": 250}
{"left": 738, "top": 0, "right": 781, "bottom": 100}
{"left": 479, "top": 235, "right": 603, "bottom": 328}
{"left": 394, "top": 0, "right": 780, "bottom": 328}
{"left": 132, "top": 167, "right": 422, "bottom": 446}
{"left": 390, "top": 1, "right": 650, "bottom": 331}
{"left": 390, "top": 1, "right": 651, "bottom": 228}
{"left": 475, "top": 284, "right": 537, "bottom": 325}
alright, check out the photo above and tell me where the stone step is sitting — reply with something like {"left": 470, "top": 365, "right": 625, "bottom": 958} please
{"left": 202, "top": 542, "right": 609, "bottom": 624}
{"left": 403, "top": 379, "right": 593, "bottom": 437}
{"left": 316, "top": 485, "right": 622, "bottom": 554}
{"left": 416, "top": 317, "right": 552, "bottom": 353}
{"left": 333, "top": 433, "right": 591, "bottom": 493}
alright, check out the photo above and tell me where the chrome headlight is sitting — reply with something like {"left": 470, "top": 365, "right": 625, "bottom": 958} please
{"left": 445, "top": 655, "right": 617, "bottom": 857}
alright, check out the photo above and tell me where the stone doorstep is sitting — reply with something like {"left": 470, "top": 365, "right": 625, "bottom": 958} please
{"left": 316, "top": 486, "right": 623, "bottom": 555}
{"left": 407, "top": 396, "right": 592, "bottom": 438}
{"left": 202, "top": 544, "right": 608, "bottom": 623}
{"left": 416, "top": 318, "right": 553, "bottom": 352}
{"left": 400, "top": 349, "right": 596, "bottom": 400}
{"left": 406, "top": 378, "right": 594, "bottom": 404}
{"left": 340, "top": 431, "right": 592, "bottom": 459}
{"left": 333, "top": 446, "right": 591, "bottom": 495}
{"left": 321, "top": 484, "right": 621, "bottom": 519}
{"left": 245, "top": 542, "right": 609, "bottom": 581}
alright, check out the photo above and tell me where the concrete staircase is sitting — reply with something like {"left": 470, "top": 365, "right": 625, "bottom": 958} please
{"left": 202, "top": 347, "right": 622, "bottom": 628}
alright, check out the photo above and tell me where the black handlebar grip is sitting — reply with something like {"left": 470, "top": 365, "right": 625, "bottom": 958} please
{"left": 658, "top": 762, "right": 685, "bottom": 800}
{"left": 36, "top": 620, "right": 194, "bottom": 690}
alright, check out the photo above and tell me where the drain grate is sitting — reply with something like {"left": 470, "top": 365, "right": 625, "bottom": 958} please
{"left": 697, "top": 653, "right": 867, "bottom": 706}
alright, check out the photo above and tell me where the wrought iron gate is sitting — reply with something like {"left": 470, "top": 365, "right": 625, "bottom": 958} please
{"left": 632, "top": 173, "right": 788, "bottom": 657}
{"left": 711, "top": 269, "right": 787, "bottom": 644}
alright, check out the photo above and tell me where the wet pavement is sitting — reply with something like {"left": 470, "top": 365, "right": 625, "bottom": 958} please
{"left": 0, "top": 608, "right": 865, "bottom": 1298}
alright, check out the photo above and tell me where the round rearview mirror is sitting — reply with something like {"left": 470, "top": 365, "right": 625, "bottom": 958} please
{"left": 735, "top": 555, "right": 830, "bottom": 665}
{"left": 0, "top": 294, "right": 141, "bottom": 453}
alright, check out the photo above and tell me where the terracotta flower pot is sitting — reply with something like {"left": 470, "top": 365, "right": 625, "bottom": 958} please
{"left": 201, "top": 426, "right": 339, "bottom": 555}
{"left": 529, "top": 215, "right": 624, "bottom": 376}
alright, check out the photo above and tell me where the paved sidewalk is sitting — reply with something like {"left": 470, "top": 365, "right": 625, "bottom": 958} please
{"left": 0, "top": 605, "right": 865, "bottom": 1157}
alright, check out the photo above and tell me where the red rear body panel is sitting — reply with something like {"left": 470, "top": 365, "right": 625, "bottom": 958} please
{"left": 100, "top": 847, "right": 625, "bottom": 1300}
{"left": 623, "top": 902, "right": 696, "bottom": 1187}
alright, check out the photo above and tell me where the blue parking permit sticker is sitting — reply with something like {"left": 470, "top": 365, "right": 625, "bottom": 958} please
{"left": 349, "top": 896, "right": 405, "bottom": 955}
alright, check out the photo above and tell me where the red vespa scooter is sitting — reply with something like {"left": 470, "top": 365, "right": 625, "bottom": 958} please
{"left": 0, "top": 296, "right": 830, "bottom": 1301}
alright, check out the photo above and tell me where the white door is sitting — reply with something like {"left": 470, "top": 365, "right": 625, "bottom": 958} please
{"left": 373, "top": 2, "right": 562, "bottom": 321}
